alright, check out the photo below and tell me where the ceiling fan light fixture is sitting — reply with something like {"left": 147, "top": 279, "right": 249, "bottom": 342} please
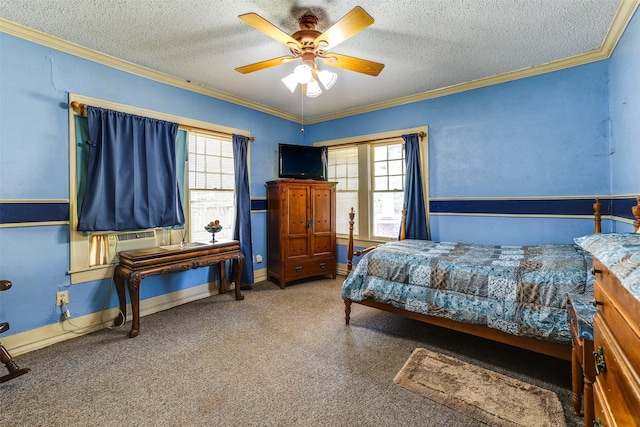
{"left": 317, "top": 69, "right": 337, "bottom": 90}
{"left": 306, "top": 80, "right": 322, "bottom": 97}
{"left": 281, "top": 73, "right": 299, "bottom": 93}
{"left": 293, "top": 64, "right": 313, "bottom": 84}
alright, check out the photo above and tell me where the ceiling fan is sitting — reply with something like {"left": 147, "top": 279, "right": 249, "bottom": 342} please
{"left": 235, "top": 6, "right": 384, "bottom": 96}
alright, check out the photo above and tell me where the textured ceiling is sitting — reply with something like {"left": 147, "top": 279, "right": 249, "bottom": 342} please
{"left": 0, "top": 0, "right": 628, "bottom": 121}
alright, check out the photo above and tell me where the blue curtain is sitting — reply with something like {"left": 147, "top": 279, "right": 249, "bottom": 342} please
{"left": 232, "top": 134, "right": 254, "bottom": 285}
{"left": 77, "top": 107, "right": 184, "bottom": 231}
{"left": 166, "top": 130, "right": 188, "bottom": 231}
{"left": 402, "top": 133, "right": 430, "bottom": 240}
{"left": 74, "top": 115, "right": 91, "bottom": 211}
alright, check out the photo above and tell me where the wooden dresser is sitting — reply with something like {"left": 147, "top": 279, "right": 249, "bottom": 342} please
{"left": 266, "top": 180, "right": 337, "bottom": 288}
{"left": 592, "top": 257, "right": 640, "bottom": 426}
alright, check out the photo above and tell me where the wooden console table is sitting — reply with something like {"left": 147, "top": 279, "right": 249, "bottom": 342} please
{"left": 113, "top": 239, "right": 245, "bottom": 338}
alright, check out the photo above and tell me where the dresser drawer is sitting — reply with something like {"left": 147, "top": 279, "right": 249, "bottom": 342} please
{"left": 594, "top": 279, "right": 640, "bottom": 369}
{"left": 593, "top": 315, "right": 640, "bottom": 426}
{"left": 593, "top": 380, "right": 615, "bottom": 426}
{"left": 285, "top": 257, "right": 335, "bottom": 280}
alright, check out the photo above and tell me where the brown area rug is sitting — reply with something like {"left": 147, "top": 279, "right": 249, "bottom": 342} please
{"left": 394, "top": 348, "right": 566, "bottom": 427}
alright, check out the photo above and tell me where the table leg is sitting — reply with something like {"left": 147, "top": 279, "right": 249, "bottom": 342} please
{"left": 584, "top": 374, "right": 595, "bottom": 427}
{"left": 571, "top": 344, "right": 583, "bottom": 416}
{"left": 113, "top": 266, "right": 127, "bottom": 328}
{"left": 218, "top": 261, "right": 228, "bottom": 294}
{"left": 128, "top": 276, "right": 140, "bottom": 338}
{"left": 234, "top": 254, "right": 245, "bottom": 301}
{"left": 583, "top": 338, "right": 595, "bottom": 427}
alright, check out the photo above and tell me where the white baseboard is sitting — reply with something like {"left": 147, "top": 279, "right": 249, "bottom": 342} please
{"left": 337, "top": 263, "right": 348, "bottom": 276}
{"left": 3, "top": 282, "right": 220, "bottom": 357}
{"left": 251, "top": 267, "right": 342, "bottom": 283}
{"left": 253, "top": 267, "right": 267, "bottom": 283}
{"left": 4, "top": 267, "right": 335, "bottom": 356}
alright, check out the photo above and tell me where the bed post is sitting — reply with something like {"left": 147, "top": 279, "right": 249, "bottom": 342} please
{"left": 593, "top": 198, "right": 602, "bottom": 234}
{"left": 346, "top": 207, "right": 355, "bottom": 275}
{"left": 633, "top": 196, "right": 640, "bottom": 232}
{"left": 399, "top": 208, "right": 407, "bottom": 240}
{"left": 344, "top": 300, "right": 352, "bottom": 324}
{"left": 344, "top": 208, "right": 356, "bottom": 325}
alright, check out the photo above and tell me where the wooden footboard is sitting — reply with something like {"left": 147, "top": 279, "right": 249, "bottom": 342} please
{"left": 342, "top": 197, "right": 636, "bottom": 361}
{"left": 344, "top": 298, "right": 572, "bottom": 360}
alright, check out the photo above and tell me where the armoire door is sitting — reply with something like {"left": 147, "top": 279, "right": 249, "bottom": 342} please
{"left": 284, "top": 184, "right": 310, "bottom": 260}
{"left": 310, "top": 185, "right": 335, "bottom": 257}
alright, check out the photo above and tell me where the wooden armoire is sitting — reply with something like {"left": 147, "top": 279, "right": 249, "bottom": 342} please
{"left": 266, "top": 180, "right": 337, "bottom": 288}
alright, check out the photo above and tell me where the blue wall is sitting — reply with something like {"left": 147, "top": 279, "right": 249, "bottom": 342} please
{"left": 609, "top": 9, "right": 640, "bottom": 198}
{"left": 307, "top": 66, "right": 610, "bottom": 199}
{"left": 306, "top": 62, "right": 611, "bottom": 245}
{"left": 1, "top": 6, "right": 639, "bottom": 343}
{"left": 0, "top": 33, "right": 300, "bottom": 336}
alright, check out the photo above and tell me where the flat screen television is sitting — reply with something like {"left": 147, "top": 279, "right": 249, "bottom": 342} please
{"left": 278, "top": 143, "right": 328, "bottom": 181}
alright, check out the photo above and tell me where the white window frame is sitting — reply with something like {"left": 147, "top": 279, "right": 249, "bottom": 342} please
{"left": 67, "top": 93, "right": 250, "bottom": 284}
{"left": 370, "top": 141, "right": 406, "bottom": 240}
{"left": 316, "top": 126, "right": 429, "bottom": 248}
{"left": 327, "top": 145, "right": 360, "bottom": 236}
{"left": 187, "top": 131, "right": 236, "bottom": 243}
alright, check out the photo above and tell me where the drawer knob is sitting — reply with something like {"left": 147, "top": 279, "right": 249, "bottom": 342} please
{"left": 295, "top": 266, "right": 302, "bottom": 272}
{"left": 320, "top": 263, "right": 326, "bottom": 268}
{"left": 591, "top": 300, "right": 603, "bottom": 307}
{"left": 591, "top": 267, "right": 603, "bottom": 275}
{"left": 593, "top": 419, "right": 604, "bottom": 427}
{"left": 593, "top": 346, "right": 607, "bottom": 375}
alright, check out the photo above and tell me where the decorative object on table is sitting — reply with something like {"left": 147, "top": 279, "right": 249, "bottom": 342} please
{"left": 205, "top": 220, "right": 223, "bottom": 242}
{"left": 394, "top": 348, "right": 566, "bottom": 427}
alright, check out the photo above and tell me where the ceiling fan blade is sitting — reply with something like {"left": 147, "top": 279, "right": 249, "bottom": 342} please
{"left": 314, "top": 6, "right": 374, "bottom": 51}
{"left": 235, "top": 56, "right": 296, "bottom": 74}
{"left": 239, "top": 13, "right": 301, "bottom": 49}
{"left": 320, "top": 53, "right": 385, "bottom": 77}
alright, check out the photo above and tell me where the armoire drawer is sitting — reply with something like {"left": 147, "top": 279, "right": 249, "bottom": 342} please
{"left": 285, "top": 258, "right": 335, "bottom": 280}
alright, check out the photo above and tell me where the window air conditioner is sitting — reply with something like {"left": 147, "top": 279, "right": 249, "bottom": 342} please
{"left": 107, "top": 230, "right": 157, "bottom": 264}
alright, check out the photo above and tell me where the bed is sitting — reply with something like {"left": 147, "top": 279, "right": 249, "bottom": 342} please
{"left": 342, "top": 198, "right": 640, "bottom": 360}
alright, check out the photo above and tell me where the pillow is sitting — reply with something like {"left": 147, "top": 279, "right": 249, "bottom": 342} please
{"left": 574, "top": 233, "right": 640, "bottom": 294}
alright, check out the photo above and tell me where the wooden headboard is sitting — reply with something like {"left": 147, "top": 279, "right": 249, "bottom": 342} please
{"left": 634, "top": 196, "right": 640, "bottom": 232}
{"left": 398, "top": 198, "right": 606, "bottom": 241}
{"left": 345, "top": 197, "right": 640, "bottom": 275}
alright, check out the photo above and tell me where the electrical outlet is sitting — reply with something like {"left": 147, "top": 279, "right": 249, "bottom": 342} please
{"left": 255, "top": 254, "right": 263, "bottom": 263}
{"left": 56, "top": 290, "right": 69, "bottom": 306}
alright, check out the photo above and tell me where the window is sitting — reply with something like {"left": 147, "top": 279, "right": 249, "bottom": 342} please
{"left": 188, "top": 132, "right": 235, "bottom": 242}
{"left": 68, "top": 94, "right": 248, "bottom": 284}
{"left": 372, "top": 142, "right": 405, "bottom": 239}
{"left": 328, "top": 146, "right": 359, "bottom": 235}
{"left": 321, "top": 127, "right": 428, "bottom": 244}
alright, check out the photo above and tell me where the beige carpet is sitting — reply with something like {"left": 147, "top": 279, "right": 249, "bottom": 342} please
{"left": 394, "top": 348, "right": 566, "bottom": 427}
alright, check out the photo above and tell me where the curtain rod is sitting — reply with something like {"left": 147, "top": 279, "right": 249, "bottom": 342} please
{"left": 179, "top": 124, "right": 255, "bottom": 141}
{"left": 69, "top": 102, "right": 255, "bottom": 141}
{"left": 325, "top": 131, "right": 426, "bottom": 148}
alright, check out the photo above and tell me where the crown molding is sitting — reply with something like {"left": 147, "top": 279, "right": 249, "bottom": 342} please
{"left": 0, "top": 18, "right": 299, "bottom": 123}
{"left": 2, "top": 0, "right": 638, "bottom": 125}
{"left": 305, "top": 0, "right": 640, "bottom": 124}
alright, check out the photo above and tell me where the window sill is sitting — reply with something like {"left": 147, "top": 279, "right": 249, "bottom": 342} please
{"left": 68, "top": 264, "right": 115, "bottom": 284}
{"left": 336, "top": 236, "right": 392, "bottom": 249}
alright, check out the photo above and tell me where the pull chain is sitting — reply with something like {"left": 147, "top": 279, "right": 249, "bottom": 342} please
{"left": 300, "top": 87, "right": 305, "bottom": 133}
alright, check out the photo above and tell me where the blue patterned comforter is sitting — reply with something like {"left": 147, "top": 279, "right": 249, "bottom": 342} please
{"left": 342, "top": 239, "right": 594, "bottom": 344}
